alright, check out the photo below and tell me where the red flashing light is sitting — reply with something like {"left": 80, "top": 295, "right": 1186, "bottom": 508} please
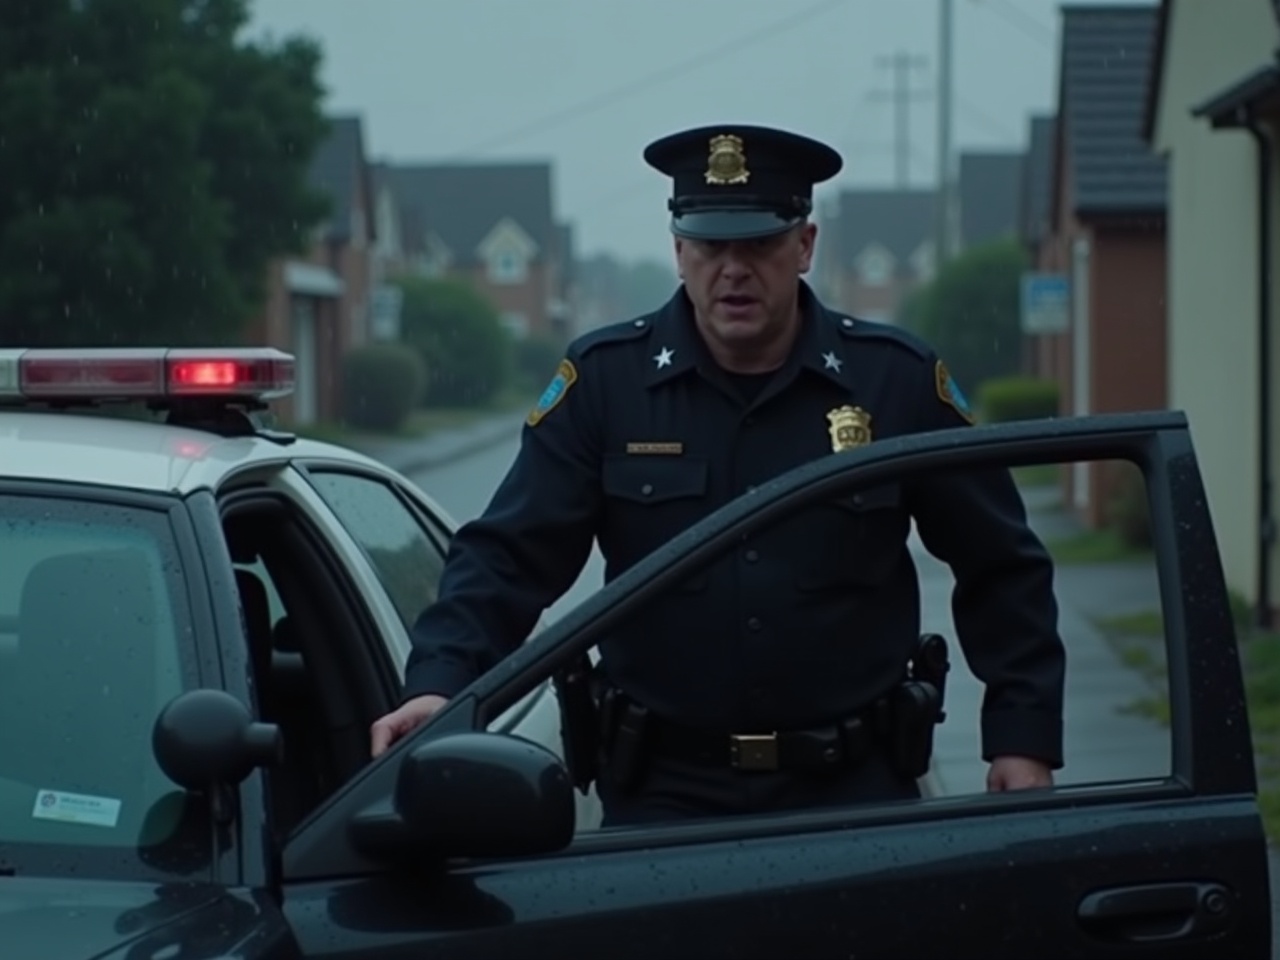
{"left": 4, "top": 347, "right": 295, "bottom": 403}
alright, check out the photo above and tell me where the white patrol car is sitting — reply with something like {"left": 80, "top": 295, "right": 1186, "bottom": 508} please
{"left": 0, "top": 345, "right": 599, "bottom": 861}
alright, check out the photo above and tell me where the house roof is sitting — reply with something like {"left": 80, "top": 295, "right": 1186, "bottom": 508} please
{"left": 1020, "top": 115, "right": 1056, "bottom": 244}
{"left": 383, "top": 163, "right": 555, "bottom": 266}
{"left": 1192, "top": 59, "right": 1280, "bottom": 128}
{"left": 1056, "top": 3, "right": 1167, "bottom": 219}
{"left": 1140, "top": 0, "right": 1171, "bottom": 144}
{"left": 958, "top": 151, "right": 1023, "bottom": 250}
{"left": 833, "top": 189, "right": 936, "bottom": 266}
{"left": 308, "top": 115, "right": 372, "bottom": 243}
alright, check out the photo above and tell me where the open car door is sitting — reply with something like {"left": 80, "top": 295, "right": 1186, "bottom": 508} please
{"left": 278, "top": 410, "right": 1272, "bottom": 959}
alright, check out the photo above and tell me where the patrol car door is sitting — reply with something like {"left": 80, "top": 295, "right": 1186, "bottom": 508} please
{"left": 277, "top": 410, "right": 1271, "bottom": 959}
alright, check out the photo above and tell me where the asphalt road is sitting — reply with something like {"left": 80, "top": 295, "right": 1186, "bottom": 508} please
{"left": 408, "top": 433, "right": 607, "bottom": 628}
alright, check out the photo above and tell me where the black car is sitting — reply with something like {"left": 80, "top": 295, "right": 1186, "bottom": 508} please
{"left": 1, "top": 399, "right": 1272, "bottom": 958}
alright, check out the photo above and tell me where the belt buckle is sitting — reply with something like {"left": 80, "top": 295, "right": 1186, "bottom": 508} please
{"left": 730, "top": 733, "right": 779, "bottom": 771}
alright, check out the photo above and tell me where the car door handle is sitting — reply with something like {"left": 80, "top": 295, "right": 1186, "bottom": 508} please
{"left": 1077, "top": 881, "right": 1234, "bottom": 942}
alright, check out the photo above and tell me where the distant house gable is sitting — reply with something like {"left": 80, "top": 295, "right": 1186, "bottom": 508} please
{"left": 958, "top": 151, "right": 1023, "bottom": 250}
{"left": 835, "top": 189, "right": 935, "bottom": 281}
{"left": 1020, "top": 115, "right": 1056, "bottom": 248}
{"left": 308, "top": 115, "right": 375, "bottom": 247}
{"left": 382, "top": 162, "right": 555, "bottom": 274}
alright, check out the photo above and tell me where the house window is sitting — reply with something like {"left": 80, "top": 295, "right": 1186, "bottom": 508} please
{"left": 857, "top": 247, "right": 894, "bottom": 287}
{"left": 500, "top": 312, "right": 530, "bottom": 339}
{"left": 489, "top": 251, "right": 527, "bottom": 285}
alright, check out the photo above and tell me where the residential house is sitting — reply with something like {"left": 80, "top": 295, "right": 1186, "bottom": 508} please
{"left": 1145, "top": 0, "right": 1280, "bottom": 621}
{"left": 1020, "top": 115, "right": 1058, "bottom": 268}
{"left": 252, "top": 115, "right": 376, "bottom": 426}
{"left": 1018, "top": 114, "right": 1059, "bottom": 372}
{"left": 816, "top": 189, "right": 937, "bottom": 323}
{"left": 957, "top": 151, "right": 1024, "bottom": 252}
{"left": 1037, "top": 4, "right": 1168, "bottom": 528}
{"left": 383, "top": 163, "right": 570, "bottom": 341}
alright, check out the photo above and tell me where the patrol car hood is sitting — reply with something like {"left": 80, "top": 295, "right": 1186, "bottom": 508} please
{"left": 0, "top": 877, "right": 268, "bottom": 959}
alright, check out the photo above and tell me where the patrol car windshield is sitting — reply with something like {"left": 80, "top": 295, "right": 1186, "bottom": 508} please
{"left": 0, "top": 490, "right": 204, "bottom": 877}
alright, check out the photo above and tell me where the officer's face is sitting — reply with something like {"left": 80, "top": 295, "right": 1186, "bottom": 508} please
{"left": 675, "top": 222, "right": 816, "bottom": 353}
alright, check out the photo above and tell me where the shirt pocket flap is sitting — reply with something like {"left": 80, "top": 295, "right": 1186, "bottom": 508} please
{"left": 602, "top": 455, "right": 709, "bottom": 505}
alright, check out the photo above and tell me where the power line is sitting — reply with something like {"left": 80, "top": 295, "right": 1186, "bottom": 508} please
{"left": 967, "top": 0, "right": 1055, "bottom": 46}
{"left": 442, "top": 0, "right": 849, "bottom": 160}
{"left": 869, "top": 51, "right": 930, "bottom": 187}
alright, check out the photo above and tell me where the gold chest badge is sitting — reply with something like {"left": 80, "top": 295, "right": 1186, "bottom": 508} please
{"left": 826, "top": 405, "right": 872, "bottom": 452}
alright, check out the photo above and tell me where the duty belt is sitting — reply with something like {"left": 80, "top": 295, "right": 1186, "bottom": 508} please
{"left": 645, "top": 711, "right": 878, "bottom": 773}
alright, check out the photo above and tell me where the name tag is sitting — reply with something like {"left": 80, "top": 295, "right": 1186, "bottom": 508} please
{"left": 626, "top": 442, "right": 684, "bottom": 455}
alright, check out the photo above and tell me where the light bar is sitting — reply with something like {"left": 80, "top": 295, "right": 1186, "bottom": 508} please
{"left": 0, "top": 347, "right": 295, "bottom": 403}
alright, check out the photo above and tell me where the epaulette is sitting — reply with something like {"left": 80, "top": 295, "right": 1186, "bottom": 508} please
{"left": 833, "top": 313, "right": 931, "bottom": 360}
{"left": 569, "top": 313, "right": 654, "bottom": 358}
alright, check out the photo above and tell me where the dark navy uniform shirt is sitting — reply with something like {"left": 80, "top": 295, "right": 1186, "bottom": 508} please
{"left": 404, "top": 283, "right": 1066, "bottom": 768}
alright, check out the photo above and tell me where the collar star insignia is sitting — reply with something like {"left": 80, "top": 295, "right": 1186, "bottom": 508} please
{"left": 821, "top": 350, "right": 843, "bottom": 372}
{"left": 653, "top": 346, "right": 675, "bottom": 369}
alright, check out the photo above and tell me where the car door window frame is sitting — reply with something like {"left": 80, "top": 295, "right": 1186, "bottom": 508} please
{"left": 295, "top": 463, "right": 452, "bottom": 638}
{"left": 289, "top": 461, "right": 548, "bottom": 731}
{"left": 279, "top": 412, "right": 1255, "bottom": 882}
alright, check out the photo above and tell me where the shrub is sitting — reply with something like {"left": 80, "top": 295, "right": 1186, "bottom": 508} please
{"left": 977, "top": 376, "right": 1060, "bottom": 423}
{"left": 514, "top": 334, "right": 566, "bottom": 392}
{"left": 341, "top": 342, "right": 426, "bottom": 432}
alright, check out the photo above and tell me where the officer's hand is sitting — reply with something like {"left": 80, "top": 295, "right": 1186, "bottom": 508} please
{"left": 986, "top": 755, "right": 1053, "bottom": 792}
{"left": 370, "top": 694, "right": 450, "bottom": 758}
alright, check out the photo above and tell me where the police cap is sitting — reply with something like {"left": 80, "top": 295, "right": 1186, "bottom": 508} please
{"left": 643, "top": 124, "right": 842, "bottom": 241}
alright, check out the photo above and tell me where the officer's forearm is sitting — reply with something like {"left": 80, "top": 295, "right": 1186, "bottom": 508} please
{"left": 952, "top": 551, "right": 1066, "bottom": 767}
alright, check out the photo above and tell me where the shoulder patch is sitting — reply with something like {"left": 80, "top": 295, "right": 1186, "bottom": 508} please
{"left": 571, "top": 314, "right": 652, "bottom": 358}
{"left": 935, "top": 360, "right": 976, "bottom": 424}
{"left": 527, "top": 358, "right": 578, "bottom": 427}
{"left": 835, "top": 315, "right": 930, "bottom": 360}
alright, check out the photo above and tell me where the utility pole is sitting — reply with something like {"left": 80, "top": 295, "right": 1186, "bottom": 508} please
{"left": 935, "top": 0, "right": 955, "bottom": 264}
{"left": 869, "top": 51, "right": 930, "bottom": 187}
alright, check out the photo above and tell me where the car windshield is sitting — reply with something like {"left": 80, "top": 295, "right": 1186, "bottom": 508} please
{"left": 0, "top": 490, "right": 202, "bottom": 876}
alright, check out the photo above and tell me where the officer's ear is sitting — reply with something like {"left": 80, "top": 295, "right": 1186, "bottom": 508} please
{"left": 797, "top": 221, "right": 817, "bottom": 273}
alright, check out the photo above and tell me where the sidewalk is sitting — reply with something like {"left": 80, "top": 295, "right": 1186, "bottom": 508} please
{"left": 920, "top": 484, "right": 1168, "bottom": 796}
{"left": 342, "top": 411, "right": 525, "bottom": 475}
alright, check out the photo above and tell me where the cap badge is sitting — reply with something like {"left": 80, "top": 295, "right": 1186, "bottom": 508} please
{"left": 705, "top": 134, "right": 750, "bottom": 186}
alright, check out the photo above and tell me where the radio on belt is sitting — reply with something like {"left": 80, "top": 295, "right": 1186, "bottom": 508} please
{"left": 0, "top": 347, "right": 296, "bottom": 404}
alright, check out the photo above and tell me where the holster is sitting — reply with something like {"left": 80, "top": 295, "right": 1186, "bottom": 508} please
{"left": 552, "top": 653, "right": 602, "bottom": 795}
{"left": 884, "top": 633, "right": 951, "bottom": 780}
{"left": 598, "top": 686, "right": 650, "bottom": 792}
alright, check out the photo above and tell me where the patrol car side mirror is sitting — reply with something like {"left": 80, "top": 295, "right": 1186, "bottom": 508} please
{"left": 349, "top": 731, "right": 576, "bottom": 865}
{"left": 152, "top": 689, "right": 283, "bottom": 792}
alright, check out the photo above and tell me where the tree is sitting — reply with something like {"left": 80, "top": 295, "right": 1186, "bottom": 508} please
{"left": 394, "top": 275, "right": 515, "bottom": 407}
{"left": 905, "top": 238, "right": 1027, "bottom": 393}
{"left": 0, "top": 0, "right": 329, "bottom": 347}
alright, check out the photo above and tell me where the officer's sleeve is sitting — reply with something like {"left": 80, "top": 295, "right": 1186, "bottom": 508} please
{"left": 903, "top": 355, "right": 1066, "bottom": 769}
{"left": 401, "top": 349, "right": 604, "bottom": 702}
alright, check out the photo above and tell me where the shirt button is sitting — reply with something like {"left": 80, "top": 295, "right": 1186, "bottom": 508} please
{"left": 641, "top": 483, "right": 654, "bottom": 496}
{"left": 746, "top": 616, "right": 762, "bottom": 631}
{"left": 744, "top": 549, "right": 759, "bottom": 563}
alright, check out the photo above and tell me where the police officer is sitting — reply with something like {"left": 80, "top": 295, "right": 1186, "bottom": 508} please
{"left": 370, "top": 124, "right": 1065, "bottom": 826}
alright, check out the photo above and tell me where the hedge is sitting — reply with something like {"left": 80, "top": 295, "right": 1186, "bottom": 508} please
{"left": 341, "top": 342, "right": 427, "bottom": 432}
{"left": 977, "top": 376, "right": 1060, "bottom": 423}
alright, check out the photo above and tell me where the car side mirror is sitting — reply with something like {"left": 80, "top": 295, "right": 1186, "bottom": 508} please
{"left": 152, "top": 688, "right": 282, "bottom": 793}
{"left": 350, "top": 731, "right": 576, "bottom": 865}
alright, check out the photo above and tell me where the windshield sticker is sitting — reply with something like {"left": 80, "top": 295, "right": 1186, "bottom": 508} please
{"left": 32, "top": 789, "right": 121, "bottom": 828}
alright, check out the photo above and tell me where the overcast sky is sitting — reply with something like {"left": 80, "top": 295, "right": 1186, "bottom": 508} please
{"left": 248, "top": 0, "right": 1146, "bottom": 263}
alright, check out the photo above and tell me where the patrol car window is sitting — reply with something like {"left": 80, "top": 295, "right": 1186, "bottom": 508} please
{"left": 0, "top": 493, "right": 197, "bottom": 861}
{"left": 306, "top": 472, "right": 447, "bottom": 633}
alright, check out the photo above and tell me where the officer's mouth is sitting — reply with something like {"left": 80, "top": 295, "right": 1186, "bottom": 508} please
{"left": 717, "top": 294, "right": 759, "bottom": 312}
